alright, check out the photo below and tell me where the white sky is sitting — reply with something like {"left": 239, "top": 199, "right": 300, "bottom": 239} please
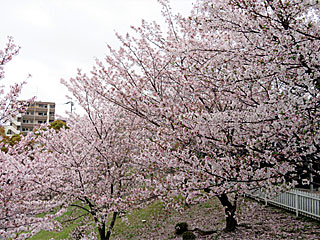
{"left": 0, "top": 0, "right": 194, "bottom": 117}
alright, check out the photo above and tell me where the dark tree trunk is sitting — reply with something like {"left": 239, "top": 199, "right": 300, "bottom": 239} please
{"left": 217, "top": 193, "right": 238, "bottom": 232}
{"left": 98, "top": 223, "right": 106, "bottom": 240}
{"left": 97, "top": 212, "right": 118, "bottom": 240}
{"left": 105, "top": 212, "right": 118, "bottom": 240}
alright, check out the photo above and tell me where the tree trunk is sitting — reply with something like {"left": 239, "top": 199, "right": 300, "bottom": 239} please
{"left": 105, "top": 212, "right": 118, "bottom": 240}
{"left": 98, "top": 223, "right": 106, "bottom": 240}
{"left": 97, "top": 212, "right": 118, "bottom": 240}
{"left": 217, "top": 193, "right": 238, "bottom": 232}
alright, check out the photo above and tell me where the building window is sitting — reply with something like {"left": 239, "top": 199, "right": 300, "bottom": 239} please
{"left": 24, "top": 120, "right": 33, "bottom": 123}
{"left": 38, "top": 104, "right": 48, "bottom": 108}
{"left": 23, "top": 120, "right": 34, "bottom": 123}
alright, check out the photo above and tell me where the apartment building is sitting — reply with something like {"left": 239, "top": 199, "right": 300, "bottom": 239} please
{"left": 5, "top": 101, "right": 55, "bottom": 136}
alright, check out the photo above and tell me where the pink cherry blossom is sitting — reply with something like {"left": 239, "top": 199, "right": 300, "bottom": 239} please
{"left": 66, "top": 0, "right": 319, "bottom": 232}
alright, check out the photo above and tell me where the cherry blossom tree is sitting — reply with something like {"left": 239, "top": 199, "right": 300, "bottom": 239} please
{"left": 0, "top": 38, "right": 155, "bottom": 239}
{"left": 66, "top": 0, "right": 320, "bottom": 232}
{"left": 2, "top": 0, "right": 319, "bottom": 237}
{"left": 0, "top": 37, "right": 29, "bottom": 123}
{"left": 0, "top": 99, "right": 158, "bottom": 239}
{"left": 0, "top": 39, "right": 157, "bottom": 240}
{"left": 0, "top": 37, "right": 35, "bottom": 238}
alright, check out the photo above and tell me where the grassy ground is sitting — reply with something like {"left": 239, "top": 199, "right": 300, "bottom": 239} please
{"left": 29, "top": 197, "right": 320, "bottom": 239}
{"left": 29, "top": 206, "right": 87, "bottom": 240}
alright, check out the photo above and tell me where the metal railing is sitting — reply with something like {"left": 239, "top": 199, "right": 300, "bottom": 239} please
{"left": 246, "top": 189, "right": 320, "bottom": 220}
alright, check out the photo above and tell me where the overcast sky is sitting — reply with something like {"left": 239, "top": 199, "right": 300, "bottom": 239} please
{"left": 0, "top": 0, "right": 194, "bottom": 117}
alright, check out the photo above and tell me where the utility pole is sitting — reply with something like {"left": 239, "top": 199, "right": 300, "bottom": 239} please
{"left": 65, "top": 100, "right": 74, "bottom": 113}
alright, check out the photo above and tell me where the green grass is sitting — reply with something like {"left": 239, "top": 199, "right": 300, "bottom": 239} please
{"left": 24, "top": 196, "right": 320, "bottom": 239}
{"left": 29, "top": 224, "right": 76, "bottom": 240}
{"left": 111, "top": 201, "right": 166, "bottom": 239}
{"left": 28, "top": 201, "right": 168, "bottom": 240}
{"left": 29, "top": 205, "right": 88, "bottom": 240}
{"left": 27, "top": 198, "right": 222, "bottom": 240}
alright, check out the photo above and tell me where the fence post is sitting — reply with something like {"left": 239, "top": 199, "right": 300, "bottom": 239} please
{"left": 295, "top": 190, "right": 299, "bottom": 217}
{"left": 309, "top": 163, "right": 314, "bottom": 191}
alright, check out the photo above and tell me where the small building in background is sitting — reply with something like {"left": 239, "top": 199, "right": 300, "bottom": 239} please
{"left": 5, "top": 101, "right": 55, "bottom": 136}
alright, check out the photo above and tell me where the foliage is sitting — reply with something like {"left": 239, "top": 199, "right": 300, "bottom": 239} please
{"left": 49, "top": 120, "right": 68, "bottom": 131}
{"left": 0, "top": 37, "right": 30, "bottom": 123}
{"left": 2, "top": 0, "right": 320, "bottom": 238}
{"left": 0, "top": 106, "right": 156, "bottom": 239}
{"left": 0, "top": 130, "right": 22, "bottom": 153}
{"left": 0, "top": 37, "right": 34, "bottom": 239}
{"left": 65, "top": 0, "right": 320, "bottom": 232}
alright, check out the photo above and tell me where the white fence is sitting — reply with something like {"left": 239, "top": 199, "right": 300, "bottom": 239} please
{"left": 247, "top": 189, "right": 320, "bottom": 220}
